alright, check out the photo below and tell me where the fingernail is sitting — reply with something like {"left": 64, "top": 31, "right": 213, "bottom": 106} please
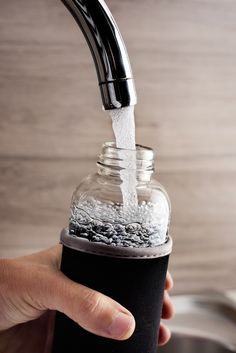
{"left": 108, "top": 312, "right": 134, "bottom": 339}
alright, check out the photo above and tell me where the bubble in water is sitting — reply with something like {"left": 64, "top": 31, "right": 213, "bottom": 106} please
{"left": 69, "top": 198, "right": 169, "bottom": 248}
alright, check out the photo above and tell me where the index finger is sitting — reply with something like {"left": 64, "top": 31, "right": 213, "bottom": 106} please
{"left": 165, "top": 271, "right": 174, "bottom": 291}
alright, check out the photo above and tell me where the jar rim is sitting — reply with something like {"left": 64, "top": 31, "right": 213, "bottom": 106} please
{"left": 97, "top": 142, "right": 155, "bottom": 179}
{"left": 100, "top": 141, "right": 155, "bottom": 161}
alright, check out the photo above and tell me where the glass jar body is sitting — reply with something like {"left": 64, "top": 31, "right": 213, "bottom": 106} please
{"left": 69, "top": 168, "right": 170, "bottom": 248}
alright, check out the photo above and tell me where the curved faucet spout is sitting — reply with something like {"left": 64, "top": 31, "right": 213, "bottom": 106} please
{"left": 61, "top": 0, "right": 137, "bottom": 110}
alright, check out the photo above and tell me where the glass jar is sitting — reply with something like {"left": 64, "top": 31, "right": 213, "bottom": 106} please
{"left": 69, "top": 142, "right": 171, "bottom": 248}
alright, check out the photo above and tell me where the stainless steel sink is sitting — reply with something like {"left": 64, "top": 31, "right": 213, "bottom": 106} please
{"left": 159, "top": 332, "right": 235, "bottom": 353}
{"left": 158, "top": 293, "right": 236, "bottom": 353}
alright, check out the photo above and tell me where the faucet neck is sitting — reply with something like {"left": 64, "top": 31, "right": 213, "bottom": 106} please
{"left": 61, "top": 0, "right": 137, "bottom": 109}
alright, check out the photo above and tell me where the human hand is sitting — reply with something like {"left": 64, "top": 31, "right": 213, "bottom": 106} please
{"left": 0, "top": 245, "right": 174, "bottom": 353}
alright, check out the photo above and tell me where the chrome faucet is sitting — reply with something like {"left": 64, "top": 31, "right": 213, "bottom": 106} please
{"left": 61, "top": 0, "right": 137, "bottom": 110}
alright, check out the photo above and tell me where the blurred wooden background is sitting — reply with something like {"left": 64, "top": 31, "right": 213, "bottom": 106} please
{"left": 0, "top": 0, "right": 235, "bottom": 294}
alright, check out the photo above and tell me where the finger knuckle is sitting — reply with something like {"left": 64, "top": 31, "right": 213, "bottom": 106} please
{"left": 80, "top": 290, "right": 102, "bottom": 316}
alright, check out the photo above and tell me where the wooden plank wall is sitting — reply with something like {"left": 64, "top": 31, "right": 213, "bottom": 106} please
{"left": 0, "top": 0, "right": 236, "bottom": 294}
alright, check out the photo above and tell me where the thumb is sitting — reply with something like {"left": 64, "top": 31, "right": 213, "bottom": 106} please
{"left": 36, "top": 269, "right": 136, "bottom": 340}
{"left": 0, "top": 248, "right": 135, "bottom": 340}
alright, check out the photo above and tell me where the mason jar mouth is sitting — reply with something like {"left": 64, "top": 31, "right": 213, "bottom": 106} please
{"left": 97, "top": 142, "right": 155, "bottom": 178}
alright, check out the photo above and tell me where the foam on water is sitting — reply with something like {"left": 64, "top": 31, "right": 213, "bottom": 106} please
{"left": 109, "top": 106, "right": 138, "bottom": 209}
{"left": 69, "top": 197, "right": 169, "bottom": 248}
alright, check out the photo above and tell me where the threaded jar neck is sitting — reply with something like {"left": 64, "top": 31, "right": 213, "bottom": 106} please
{"left": 97, "top": 142, "right": 155, "bottom": 181}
